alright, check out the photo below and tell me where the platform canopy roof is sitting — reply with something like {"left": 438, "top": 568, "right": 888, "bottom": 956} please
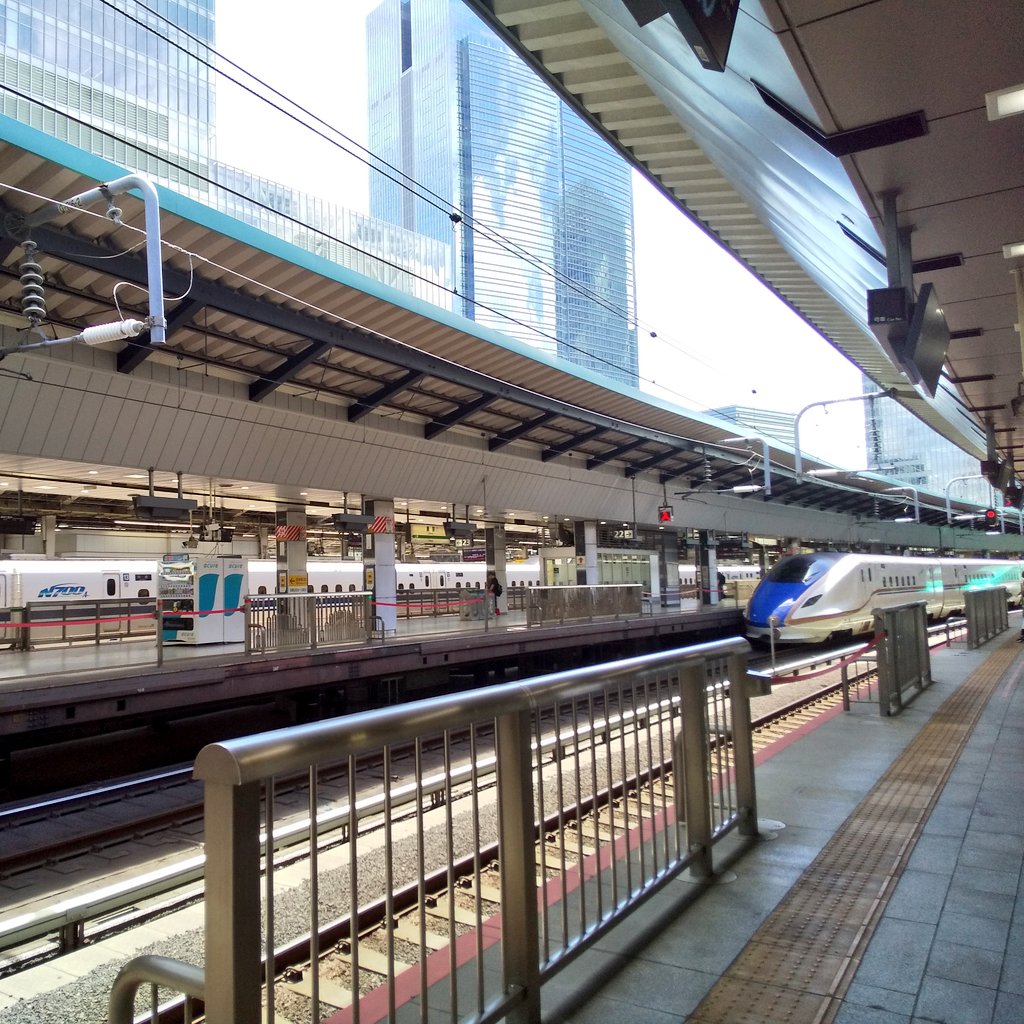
{"left": 0, "top": 0, "right": 1020, "bottom": 540}
{"left": 467, "top": 0, "right": 1024, "bottom": 471}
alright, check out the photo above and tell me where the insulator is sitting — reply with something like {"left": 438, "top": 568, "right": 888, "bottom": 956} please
{"left": 79, "top": 319, "right": 146, "bottom": 345}
{"left": 19, "top": 244, "right": 46, "bottom": 326}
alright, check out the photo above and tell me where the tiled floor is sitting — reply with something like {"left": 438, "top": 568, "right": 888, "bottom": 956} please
{"left": 542, "top": 638, "right": 1024, "bottom": 1024}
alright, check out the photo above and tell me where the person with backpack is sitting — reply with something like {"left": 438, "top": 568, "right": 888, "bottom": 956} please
{"left": 486, "top": 571, "right": 503, "bottom": 616}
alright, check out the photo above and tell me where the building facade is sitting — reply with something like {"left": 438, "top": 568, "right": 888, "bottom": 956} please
{"left": 367, "top": 0, "right": 639, "bottom": 386}
{"left": 0, "top": 0, "right": 216, "bottom": 191}
{"left": 1, "top": 0, "right": 451, "bottom": 305}
{"left": 864, "top": 385, "right": 991, "bottom": 506}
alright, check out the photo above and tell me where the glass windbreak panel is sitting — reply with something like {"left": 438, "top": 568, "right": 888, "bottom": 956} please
{"left": 765, "top": 554, "right": 837, "bottom": 585}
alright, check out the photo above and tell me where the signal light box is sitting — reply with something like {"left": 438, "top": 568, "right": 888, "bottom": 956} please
{"left": 658, "top": 506, "right": 674, "bottom": 523}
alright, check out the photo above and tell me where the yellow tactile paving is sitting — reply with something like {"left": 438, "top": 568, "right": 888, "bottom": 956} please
{"left": 687, "top": 640, "right": 1018, "bottom": 1024}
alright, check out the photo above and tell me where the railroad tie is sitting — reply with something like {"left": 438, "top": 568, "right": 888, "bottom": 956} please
{"left": 282, "top": 974, "right": 353, "bottom": 1010}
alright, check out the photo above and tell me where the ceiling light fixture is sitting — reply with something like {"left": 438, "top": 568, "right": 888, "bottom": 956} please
{"left": 1002, "top": 242, "right": 1024, "bottom": 260}
{"left": 986, "top": 83, "right": 1024, "bottom": 120}
{"left": 113, "top": 519, "right": 192, "bottom": 529}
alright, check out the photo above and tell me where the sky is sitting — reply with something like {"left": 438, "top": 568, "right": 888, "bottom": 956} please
{"left": 212, "top": 0, "right": 867, "bottom": 466}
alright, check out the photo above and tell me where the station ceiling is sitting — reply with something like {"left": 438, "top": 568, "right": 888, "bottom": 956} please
{"left": 0, "top": 0, "right": 1020, "bottom": 542}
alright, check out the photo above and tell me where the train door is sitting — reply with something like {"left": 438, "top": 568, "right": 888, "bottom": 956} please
{"left": 101, "top": 572, "right": 122, "bottom": 634}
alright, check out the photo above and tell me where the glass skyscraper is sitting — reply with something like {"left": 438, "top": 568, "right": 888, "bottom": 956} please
{"left": 864, "top": 381, "right": 990, "bottom": 505}
{"left": 367, "top": 0, "right": 639, "bottom": 386}
{"left": 0, "top": 0, "right": 216, "bottom": 193}
{"left": 0, "top": 1, "right": 452, "bottom": 306}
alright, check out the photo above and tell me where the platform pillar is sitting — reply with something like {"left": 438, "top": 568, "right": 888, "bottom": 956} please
{"left": 697, "top": 530, "right": 720, "bottom": 606}
{"left": 573, "top": 520, "right": 598, "bottom": 585}
{"left": 363, "top": 498, "right": 396, "bottom": 633}
{"left": 275, "top": 510, "right": 307, "bottom": 593}
{"left": 485, "top": 525, "right": 507, "bottom": 614}
{"left": 659, "top": 529, "right": 680, "bottom": 607}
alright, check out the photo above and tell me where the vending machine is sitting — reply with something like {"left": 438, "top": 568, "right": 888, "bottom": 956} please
{"left": 159, "top": 554, "right": 247, "bottom": 644}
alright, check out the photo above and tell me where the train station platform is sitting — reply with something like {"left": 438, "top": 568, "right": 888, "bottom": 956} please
{"left": 0, "top": 601, "right": 743, "bottom": 774}
{"left": 0, "top": 623, "right": 1020, "bottom": 1022}
{"left": 541, "top": 634, "right": 1024, "bottom": 1024}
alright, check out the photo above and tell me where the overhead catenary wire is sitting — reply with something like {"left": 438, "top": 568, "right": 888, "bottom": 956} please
{"left": 0, "top": 172, "right": 722, "bottom": 415}
{"left": 87, "top": 0, "right": 715, "bottom": 377}
{"left": 1, "top": 178, "right": 742, "bottom": 477}
{"left": 95, "top": 0, "right": 645, "bottom": 335}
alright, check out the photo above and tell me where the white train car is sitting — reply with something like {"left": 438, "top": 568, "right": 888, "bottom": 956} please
{"left": 245, "top": 558, "right": 544, "bottom": 594}
{"left": 746, "top": 552, "right": 1024, "bottom": 644}
{"left": 0, "top": 559, "right": 160, "bottom": 607}
{"left": 0, "top": 555, "right": 752, "bottom": 606}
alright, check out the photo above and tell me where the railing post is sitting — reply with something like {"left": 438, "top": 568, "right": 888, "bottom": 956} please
{"left": 12, "top": 606, "right": 28, "bottom": 651}
{"left": 243, "top": 597, "right": 252, "bottom": 655}
{"left": 202, "top": 778, "right": 262, "bottom": 1024}
{"left": 495, "top": 708, "right": 540, "bottom": 1023}
{"left": 155, "top": 598, "right": 164, "bottom": 667}
{"left": 915, "top": 603, "right": 932, "bottom": 690}
{"left": 872, "top": 612, "right": 895, "bottom": 715}
{"left": 727, "top": 650, "right": 759, "bottom": 838}
{"left": 680, "top": 662, "right": 713, "bottom": 877}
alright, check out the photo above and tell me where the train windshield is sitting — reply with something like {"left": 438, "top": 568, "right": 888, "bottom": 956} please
{"left": 765, "top": 554, "right": 836, "bottom": 585}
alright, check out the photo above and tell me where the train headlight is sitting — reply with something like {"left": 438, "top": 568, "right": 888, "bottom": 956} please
{"left": 803, "top": 594, "right": 822, "bottom": 607}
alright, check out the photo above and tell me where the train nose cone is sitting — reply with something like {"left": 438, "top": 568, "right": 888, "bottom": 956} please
{"left": 746, "top": 586, "right": 799, "bottom": 627}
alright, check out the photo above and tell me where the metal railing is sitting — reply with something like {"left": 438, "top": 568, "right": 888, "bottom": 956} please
{"left": 3, "top": 598, "right": 158, "bottom": 650}
{"left": 873, "top": 602, "right": 933, "bottom": 716}
{"left": 108, "top": 636, "right": 758, "bottom": 1024}
{"left": 964, "top": 587, "right": 1010, "bottom": 648}
{"left": 526, "top": 583, "right": 643, "bottom": 626}
{"left": 245, "top": 592, "right": 374, "bottom": 653}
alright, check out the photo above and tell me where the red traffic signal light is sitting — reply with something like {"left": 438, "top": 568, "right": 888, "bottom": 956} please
{"left": 984, "top": 508, "right": 998, "bottom": 525}
{"left": 658, "top": 505, "right": 673, "bottom": 523}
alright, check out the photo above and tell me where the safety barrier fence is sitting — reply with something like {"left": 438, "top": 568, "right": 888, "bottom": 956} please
{"left": 964, "top": 586, "right": 1009, "bottom": 648}
{"left": 246, "top": 592, "right": 375, "bottom": 653}
{"left": 872, "top": 602, "right": 933, "bottom": 716}
{"left": 526, "top": 583, "right": 643, "bottom": 626}
{"left": 0, "top": 597, "right": 159, "bottom": 650}
{"left": 0, "top": 583, "right": 701, "bottom": 663}
{"left": 108, "top": 636, "right": 759, "bottom": 1024}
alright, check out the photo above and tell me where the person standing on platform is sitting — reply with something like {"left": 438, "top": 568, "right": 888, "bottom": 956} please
{"left": 486, "top": 571, "right": 503, "bottom": 616}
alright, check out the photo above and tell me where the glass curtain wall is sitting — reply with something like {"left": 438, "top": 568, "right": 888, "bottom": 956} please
{"left": 367, "top": 0, "right": 638, "bottom": 386}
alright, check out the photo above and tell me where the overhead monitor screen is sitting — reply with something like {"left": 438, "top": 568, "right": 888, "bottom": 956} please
{"left": 902, "top": 283, "right": 950, "bottom": 398}
{"left": 623, "top": 1, "right": 740, "bottom": 71}
{"left": 666, "top": 0, "right": 740, "bottom": 72}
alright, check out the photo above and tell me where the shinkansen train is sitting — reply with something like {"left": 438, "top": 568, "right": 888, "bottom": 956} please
{"left": 0, "top": 556, "right": 760, "bottom": 606}
{"left": 745, "top": 552, "right": 1024, "bottom": 645}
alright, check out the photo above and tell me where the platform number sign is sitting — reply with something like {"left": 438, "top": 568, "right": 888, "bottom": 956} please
{"left": 658, "top": 506, "right": 673, "bottom": 523}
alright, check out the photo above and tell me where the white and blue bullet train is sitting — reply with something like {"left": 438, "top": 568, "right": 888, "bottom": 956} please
{"left": 745, "top": 552, "right": 1024, "bottom": 645}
